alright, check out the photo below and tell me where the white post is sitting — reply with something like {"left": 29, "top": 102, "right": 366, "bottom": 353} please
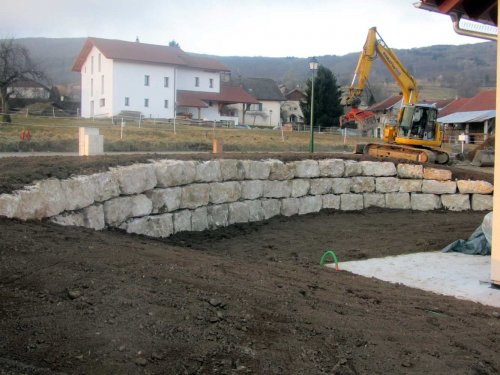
{"left": 52, "top": 107, "right": 55, "bottom": 118}
{"left": 121, "top": 119, "right": 124, "bottom": 140}
{"left": 343, "top": 128, "right": 347, "bottom": 144}
{"left": 139, "top": 114, "right": 142, "bottom": 128}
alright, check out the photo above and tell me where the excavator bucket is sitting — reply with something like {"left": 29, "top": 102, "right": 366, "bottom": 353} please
{"left": 340, "top": 108, "right": 377, "bottom": 136}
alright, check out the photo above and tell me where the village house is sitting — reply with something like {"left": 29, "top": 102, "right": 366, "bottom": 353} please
{"left": 8, "top": 80, "right": 50, "bottom": 100}
{"left": 280, "top": 88, "right": 305, "bottom": 125}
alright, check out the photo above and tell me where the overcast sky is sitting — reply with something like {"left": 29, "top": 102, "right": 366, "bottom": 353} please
{"left": 1, "top": 0, "right": 495, "bottom": 57}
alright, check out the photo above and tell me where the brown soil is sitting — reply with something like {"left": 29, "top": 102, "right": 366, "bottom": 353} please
{"left": 1, "top": 154, "right": 499, "bottom": 375}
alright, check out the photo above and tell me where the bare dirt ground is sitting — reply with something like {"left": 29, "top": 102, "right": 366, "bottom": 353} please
{"left": 1, "top": 153, "right": 499, "bottom": 375}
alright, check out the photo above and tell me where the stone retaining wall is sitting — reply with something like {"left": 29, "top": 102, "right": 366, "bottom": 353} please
{"left": 0, "top": 159, "right": 493, "bottom": 238}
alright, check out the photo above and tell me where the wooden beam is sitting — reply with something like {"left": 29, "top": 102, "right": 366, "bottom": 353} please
{"left": 438, "top": 0, "right": 462, "bottom": 14}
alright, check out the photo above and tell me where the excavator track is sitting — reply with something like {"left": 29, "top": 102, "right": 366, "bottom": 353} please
{"left": 357, "top": 143, "right": 449, "bottom": 164}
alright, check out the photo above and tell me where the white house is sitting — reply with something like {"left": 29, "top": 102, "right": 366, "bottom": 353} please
{"left": 72, "top": 38, "right": 257, "bottom": 121}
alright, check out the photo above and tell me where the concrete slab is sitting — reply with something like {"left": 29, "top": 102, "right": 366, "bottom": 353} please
{"left": 328, "top": 252, "right": 500, "bottom": 308}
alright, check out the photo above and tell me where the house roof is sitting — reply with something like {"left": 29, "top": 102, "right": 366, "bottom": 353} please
{"left": 72, "top": 37, "right": 230, "bottom": 72}
{"left": 285, "top": 88, "right": 305, "bottom": 101}
{"left": 420, "top": 98, "right": 455, "bottom": 109}
{"left": 177, "top": 85, "right": 259, "bottom": 108}
{"left": 456, "top": 89, "right": 496, "bottom": 112}
{"left": 237, "top": 78, "right": 286, "bottom": 101}
{"left": 437, "top": 97, "right": 469, "bottom": 117}
{"left": 438, "top": 110, "right": 496, "bottom": 124}
{"left": 367, "top": 95, "right": 402, "bottom": 112}
{"left": 10, "top": 80, "right": 49, "bottom": 89}
{"left": 415, "top": 0, "right": 497, "bottom": 26}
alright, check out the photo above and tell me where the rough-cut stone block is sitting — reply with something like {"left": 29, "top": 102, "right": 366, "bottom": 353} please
{"left": 267, "top": 159, "right": 294, "bottom": 180}
{"left": 115, "top": 163, "right": 157, "bottom": 195}
{"left": 375, "top": 177, "right": 400, "bottom": 193}
{"left": 360, "top": 161, "right": 396, "bottom": 176}
{"left": 457, "top": 180, "right": 494, "bottom": 194}
{"left": 81, "top": 204, "right": 105, "bottom": 230}
{"left": 344, "top": 161, "right": 362, "bottom": 177}
{"left": 411, "top": 194, "right": 441, "bottom": 211}
{"left": 263, "top": 180, "right": 291, "bottom": 198}
{"left": 441, "top": 194, "right": 470, "bottom": 211}
{"left": 89, "top": 172, "right": 120, "bottom": 202}
{"left": 209, "top": 181, "right": 241, "bottom": 204}
{"left": 322, "top": 194, "right": 340, "bottom": 210}
{"left": 16, "top": 179, "right": 67, "bottom": 220}
{"left": 0, "top": 194, "right": 20, "bottom": 218}
{"left": 293, "top": 160, "right": 320, "bottom": 178}
{"left": 103, "top": 194, "right": 152, "bottom": 226}
{"left": 331, "top": 178, "right": 351, "bottom": 194}
{"left": 146, "top": 187, "right": 181, "bottom": 213}
{"left": 385, "top": 193, "right": 411, "bottom": 209}
{"left": 399, "top": 179, "right": 422, "bottom": 193}
{"left": 363, "top": 193, "right": 386, "bottom": 208}
{"left": 240, "top": 180, "right": 264, "bottom": 200}
{"left": 196, "top": 160, "right": 222, "bottom": 182}
{"left": 191, "top": 207, "right": 209, "bottom": 231}
{"left": 423, "top": 167, "right": 452, "bottom": 181}
{"left": 123, "top": 213, "right": 174, "bottom": 237}
{"left": 61, "top": 176, "right": 95, "bottom": 211}
{"left": 228, "top": 201, "right": 250, "bottom": 224}
{"left": 310, "top": 178, "right": 333, "bottom": 195}
{"left": 422, "top": 180, "right": 456, "bottom": 194}
{"left": 472, "top": 194, "right": 493, "bottom": 211}
{"left": 207, "top": 204, "right": 228, "bottom": 229}
{"left": 180, "top": 184, "right": 209, "bottom": 209}
{"left": 351, "top": 177, "right": 375, "bottom": 193}
{"left": 242, "top": 160, "right": 271, "bottom": 180}
{"left": 262, "top": 199, "right": 281, "bottom": 219}
{"left": 281, "top": 198, "right": 300, "bottom": 216}
{"left": 247, "top": 200, "right": 264, "bottom": 222}
{"left": 155, "top": 160, "right": 196, "bottom": 187}
{"left": 291, "top": 179, "right": 310, "bottom": 197}
{"left": 219, "top": 159, "right": 245, "bottom": 181}
{"left": 298, "top": 196, "right": 322, "bottom": 215}
{"left": 173, "top": 210, "right": 192, "bottom": 233}
{"left": 51, "top": 212, "right": 84, "bottom": 228}
{"left": 319, "top": 159, "right": 345, "bottom": 177}
{"left": 397, "top": 164, "right": 423, "bottom": 179}
{"left": 340, "top": 194, "right": 364, "bottom": 211}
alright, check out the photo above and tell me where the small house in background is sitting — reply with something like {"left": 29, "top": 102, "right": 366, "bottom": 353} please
{"left": 366, "top": 94, "right": 402, "bottom": 138}
{"left": 8, "top": 80, "right": 50, "bottom": 100}
{"left": 281, "top": 88, "right": 305, "bottom": 125}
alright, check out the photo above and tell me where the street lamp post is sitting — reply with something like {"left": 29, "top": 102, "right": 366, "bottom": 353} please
{"left": 269, "top": 109, "right": 273, "bottom": 127}
{"left": 309, "top": 57, "right": 318, "bottom": 153}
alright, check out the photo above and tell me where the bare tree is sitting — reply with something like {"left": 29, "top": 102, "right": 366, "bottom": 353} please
{"left": 0, "top": 38, "right": 44, "bottom": 123}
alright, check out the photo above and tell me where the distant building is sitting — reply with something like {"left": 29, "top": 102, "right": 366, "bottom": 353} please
{"left": 8, "top": 80, "right": 50, "bottom": 100}
{"left": 281, "top": 88, "right": 305, "bottom": 124}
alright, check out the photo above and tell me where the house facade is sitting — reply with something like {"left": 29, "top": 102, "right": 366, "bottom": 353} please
{"left": 281, "top": 88, "right": 305, "bottom": 124}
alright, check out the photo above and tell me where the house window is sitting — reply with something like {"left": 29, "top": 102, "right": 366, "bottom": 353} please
{"left": 164, "top": 100, "right": 169, "bottom": 108}
{"left": 248, "top": 103, "right": 262, "bottom": 111}
{"left": 144, "top": 98, "right": 149, "bottom": 107}
{"left": 101, "top": 75, "right": 104, "bottom": 94}
{"left": 164, "top": 77, "right": 169, "bottom": 87}
{"left": 125, "top": 97, "right": 130, "bottom": 106}
{"left": 195, "top": 77, "right": 199, "bottom": 87}
{"left": 99, "top": 98, "right": 105, "bottom": 107}
{"left": 90, "top": 78, "right": 93, "bottom": 97}
{"left": 98, "top": 54, "right": 101, "bottom": 72}
{"left": 209, "top": 78, "right": 214, "bottom": 88}
{"left": 91, "top": 56, "right": 94, "bottom": 74}
{"left": 144, "top": 75, "right": 150, "bottom": 86}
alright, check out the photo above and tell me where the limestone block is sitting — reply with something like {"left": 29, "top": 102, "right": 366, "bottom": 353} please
{"left": 267, "top": 159, "right": 294, "bottom": 180}
{"left": 385, "top": 193, "right": 411, "bottom": 209}
{"left": 103, "top": 194, "right": 152, "bottom": 226}
{"left": 155, "top": 160, "right": 196, "bottom": 187}
{"left": 331, "top": 178, "right": 352, "bottom": 194}
{"left": 322, "top": 194, "right": 341, "bottom": 210}
{"left": 180, "top": 184, "right": 210, "bottom": 209}
{"left": 247, "top": 200, "right": 265, "bottom": 222}
{"left": 263, "top": 180, "right": 292, "bottom": 198}
{"left": 397, "top": 164, "right": 423, "bottom": 179}
{"left": 192, "top": 207, "right": 209, "bottom": 231}
{"left": 319, "top": 159, "right": 345, "bottom": 177}
{"left": 360, "top": 161, "right": 396, "bottom": 176}
{"left": 422, "top": 180, "right": 456, "bottom": 194}
{"left": 207, "top": 204, "right": 229, "bottom": 229}
{"left": 423, "top": 167, "right": 452, "bottom": 181}
{"left": 173, "top": 210, "right": 192, "bottom": 233}
{"left": 344, "top": 161, "right": 362, "bottom": 177}
{"left": 241, "top": 180, "right": 264, "bottom": 200}
{"left": 61, "top": 175, "right": 95, "bottom": 211}
{"left": 219, "top": 159, "right": 245, "bottom": 181}
{"left": 195, "top": 160, "right": 222, "bottom": 182}
{"left": 291, "top": 179, "right": 310, "bottom": 197}
{"left": 15, "top": 179, "right": 67, "bottom": 220}
{"left": 145, "top": 187, "right": 181, "bottom": 213}
{"left": 209, "top": 181, "right": 241, "bottom": 204}
{"left": 89, "top": 172, "right": 120, "bottom": 202}
{"left": 310, "top": 178, "right": 333, "bottom": 195}
{"left": 281, "top": 198, "right": 300, "bottom": 216}
{"left": 115, "top": 163, "right": 157, "bottom": 195}
{"left": 298, "top": 195, "right": 322, "bottom": 215}
{"left": 457, "top": 180, "right": 494, "bottom": 194}
{"left": 0, "top": 194, "right": 20, "bottom": 218}
{"left": 228, "top": 201, "right": 250, "bottom": 224}
{"left": 261, "top": 199, "right": 281, "bottom": 219}
{"left": 242, "top": 160, "right": 271, "bottom": 180}
{"left": 399, "top": 179, "right": 422, "bottom": 193}
{"left": 375, "top": 177, "right": 400, "bottom": 193}
{"left": 293, "top": 160, "right": 320, "bottom": 178}
{"left": 363, "top": 193, "right": 386, "bottom": 208}
{"left": 350, "top": 177, "right": 375, "bottom": 193}
{"left": 340, "top": 194, "right": 364, "bottom": 211}
{"left": 82, "top": 204, "right": 105, "bottom": 230}
{"left": 472, "top": 194, "right": 493, "bottom": 211}
{"left": 123, "top": 213, "right": 174, "bottom": 238}
{"left": 441, "top": 194, "right": 470, "bottom": 211}
{"left": 51, "top": 212, "right": 84, "bottom": 228}
{"left": 411, "top": 194, "right": 442, "bottom": 211}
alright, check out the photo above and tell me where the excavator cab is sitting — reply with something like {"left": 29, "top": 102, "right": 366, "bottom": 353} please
{"left": 397, "top": 105, "right": 439, "bottom": 141}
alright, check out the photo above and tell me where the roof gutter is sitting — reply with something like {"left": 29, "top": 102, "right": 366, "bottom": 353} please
{"left": 450, "top": 13, "right": 497, "bottom": 42}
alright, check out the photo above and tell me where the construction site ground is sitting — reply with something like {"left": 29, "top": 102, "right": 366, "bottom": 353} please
{"left": 0, "top": 153, "right": 499, "bottom": 375}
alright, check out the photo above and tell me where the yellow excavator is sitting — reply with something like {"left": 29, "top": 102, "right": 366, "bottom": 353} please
{"left": 344, "top": 27, "right": 449, "bottom": 164}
